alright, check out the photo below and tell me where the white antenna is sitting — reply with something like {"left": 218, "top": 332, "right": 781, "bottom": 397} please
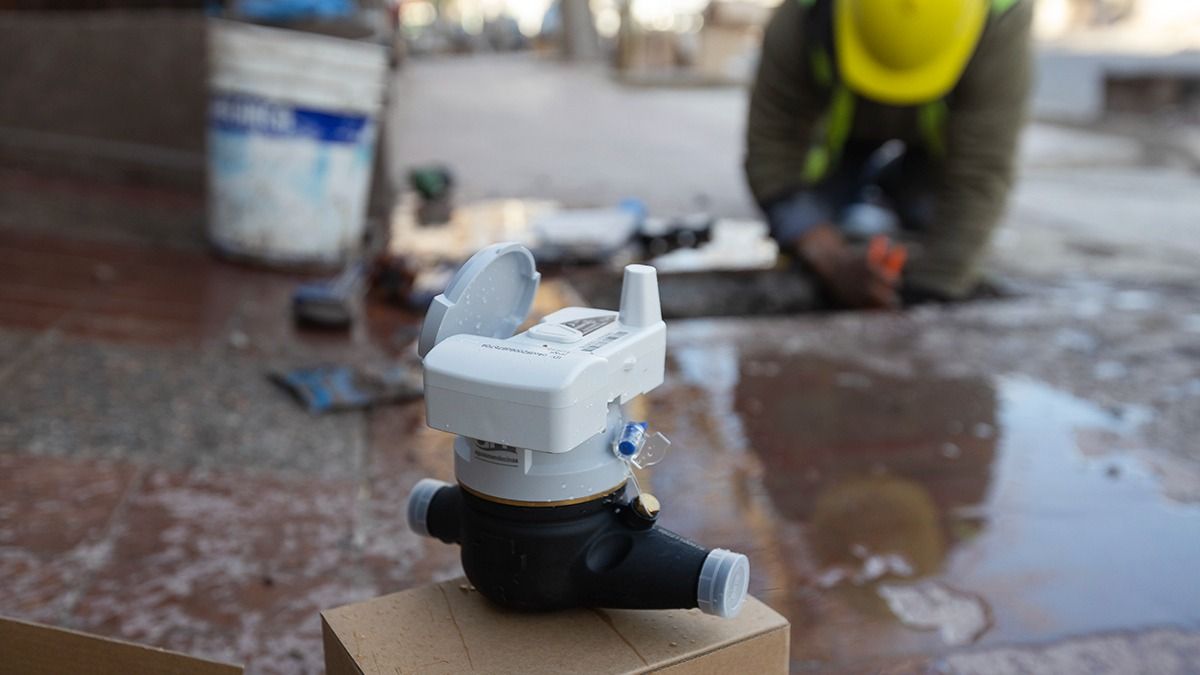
{"left": 618, "top": 264, "right": 661, "bottom": 328}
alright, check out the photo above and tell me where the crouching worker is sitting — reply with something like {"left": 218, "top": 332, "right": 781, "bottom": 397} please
{"left": 745, "top": 0, "right": 1032, "bottom": 308}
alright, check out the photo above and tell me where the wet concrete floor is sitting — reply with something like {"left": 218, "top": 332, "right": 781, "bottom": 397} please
{"left": 645, "top": 321, "right": 1200, "bottom": 671}
{"left": 2, "top": 210, "right": 1200, "bottom": 672}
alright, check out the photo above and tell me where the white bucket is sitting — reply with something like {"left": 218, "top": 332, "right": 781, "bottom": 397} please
{"left": 206, "top": 19, "right": 388, "bottom": 266}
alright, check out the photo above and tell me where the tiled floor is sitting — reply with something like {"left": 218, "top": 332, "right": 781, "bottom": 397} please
{"left": 5, "top": 44, "right": 1200, "bottom": 673}
{"left": 3, "top": 167, "right": 1200, "bottom": 673}
{"left": 0, "top": 222, "right": 458, "bottom": 673}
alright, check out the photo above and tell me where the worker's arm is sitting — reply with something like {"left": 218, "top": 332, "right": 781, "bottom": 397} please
{"left": 745, "top": 1, "right": 898, "bottom": 308}
{"left": 906, "top": 0, "right": 1034, "bottom": 299}
{"left": 744, "top": 0, "right": 829, "bottom": 246}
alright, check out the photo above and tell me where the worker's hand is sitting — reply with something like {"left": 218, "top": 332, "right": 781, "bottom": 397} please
{"left": 793, "top": 226, "right": 902, "bottom": 309}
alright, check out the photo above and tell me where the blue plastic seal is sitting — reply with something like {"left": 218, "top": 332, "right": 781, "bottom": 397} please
{"left": 617, "top": 422, "right": 648, "bottom": 457}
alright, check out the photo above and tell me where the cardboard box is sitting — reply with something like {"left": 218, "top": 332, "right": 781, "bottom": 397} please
{"left": 322, "top": 579, "right": 789, "bottom": 674}
{"left": 0, "top": 616, "right": 241, "bottom": 675}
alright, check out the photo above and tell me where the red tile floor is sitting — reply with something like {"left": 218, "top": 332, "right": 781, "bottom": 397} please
{"left": 0, "top": 218, "right": 460, "bottom": 673}
{"left": 5, "top": 174, "right": 1200, "bottom": 673}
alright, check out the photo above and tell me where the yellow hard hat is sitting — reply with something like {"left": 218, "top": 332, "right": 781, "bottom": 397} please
{"left": 835, "top": 0, "right": 987, "bottom": 105}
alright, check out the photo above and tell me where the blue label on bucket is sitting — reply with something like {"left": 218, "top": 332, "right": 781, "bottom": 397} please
{"left": 210, "top": 92, "right": 368, "bottom": 144}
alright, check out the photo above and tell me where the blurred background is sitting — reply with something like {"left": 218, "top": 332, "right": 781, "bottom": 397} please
{"left": 1, "top": 0, "right": 1198, "bottom": 673}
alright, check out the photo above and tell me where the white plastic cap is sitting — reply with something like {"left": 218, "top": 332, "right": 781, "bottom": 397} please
{"left": 406, "top": 478, "right": 451, "bottom": 538}
{"left": 697, "top": 548, "right": 750, "bottom": 618}
{"left": 418, "top": 242, "right": 540, "bottom": 358}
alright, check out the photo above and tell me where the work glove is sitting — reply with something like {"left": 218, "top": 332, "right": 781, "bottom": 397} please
{"left": 794, "top": 226, "right": 906, "bottom": 310}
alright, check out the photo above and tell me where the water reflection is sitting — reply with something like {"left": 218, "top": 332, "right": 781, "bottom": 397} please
{"left": 737, "top": 358, "right": 996, "bottom": 578}
{"left": 654, "top": 334, "right": 1200, "bottom": 669}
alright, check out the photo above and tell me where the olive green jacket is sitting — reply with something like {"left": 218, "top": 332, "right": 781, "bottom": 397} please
{"left": 745, "top": 0, "right": 1033, "bottom": 298}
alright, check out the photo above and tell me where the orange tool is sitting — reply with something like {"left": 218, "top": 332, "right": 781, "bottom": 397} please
{"left": 867, "top": 235, "right": 907, "bottom": 283}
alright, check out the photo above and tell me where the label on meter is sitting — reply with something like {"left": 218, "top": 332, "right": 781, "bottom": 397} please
{"left": 562, "top": 315, "right": 615, "bottom": 336}
{"left": 581, "top": 330, "right": 629, "bottom": 353}
{"left": 472, "top": 440, "right": 520, "bottom": 468}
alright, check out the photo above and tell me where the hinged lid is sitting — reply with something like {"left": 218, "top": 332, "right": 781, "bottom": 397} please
{"left": 418, "top": 242, "right": 541, "bottom": 358}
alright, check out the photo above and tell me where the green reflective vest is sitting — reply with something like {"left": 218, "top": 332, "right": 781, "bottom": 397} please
{"left": 798, "top": 0, "right": 1018, "bottom": 184}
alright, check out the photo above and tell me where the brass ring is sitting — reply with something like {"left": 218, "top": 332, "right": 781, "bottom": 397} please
{"left": 458, "top": 481, "right": 626, "bottom": 507}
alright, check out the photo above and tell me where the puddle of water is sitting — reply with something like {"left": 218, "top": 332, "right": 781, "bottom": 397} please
{"left": 955, "top": 379, "right": 1200, "bottom": 643}
{"left": 654, "top": 339, "right": 1200, "bottom": 666}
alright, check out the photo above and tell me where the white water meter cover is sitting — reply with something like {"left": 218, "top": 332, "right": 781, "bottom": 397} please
{"left": 418, "top": 242, "right": 541, "bottom": 358}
